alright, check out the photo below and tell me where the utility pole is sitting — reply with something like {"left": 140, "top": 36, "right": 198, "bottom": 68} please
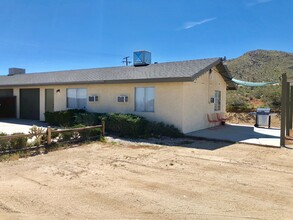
{"left": 122, "top": 56, "right": 131, "bottom": 66}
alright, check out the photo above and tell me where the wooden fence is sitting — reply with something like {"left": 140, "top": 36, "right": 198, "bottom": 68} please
{"left": 0, "top": 121, "right": 105, "bottom": 154}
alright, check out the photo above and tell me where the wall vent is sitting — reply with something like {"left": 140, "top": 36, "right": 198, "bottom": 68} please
{"left": 89, "top": 95, "right": 98, "bottom": 102}
{"left": 117, "top": 95, "right": 128, "bottom": 103}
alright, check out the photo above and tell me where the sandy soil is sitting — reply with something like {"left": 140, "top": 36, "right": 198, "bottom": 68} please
{"left": 0, "top": 137, "right": 292, "bottom": 219}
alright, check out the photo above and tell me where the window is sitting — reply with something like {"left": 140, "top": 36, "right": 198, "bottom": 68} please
{"left": 214, "top": 90, "right": 221, "bottom": 111}
{"left": 135, "top": 87, "right": 155, "bottom": 112}
{"left": 67, "top": 88, "right": 87, "bottom": 109}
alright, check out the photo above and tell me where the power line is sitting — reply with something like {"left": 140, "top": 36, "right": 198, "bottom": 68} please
{"left": 122, "top": 56, "right": 131, "bottom": 66}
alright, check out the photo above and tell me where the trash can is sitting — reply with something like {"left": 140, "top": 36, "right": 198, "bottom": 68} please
{"left": 255, "top": 108, "right": 271, "bottom": 128}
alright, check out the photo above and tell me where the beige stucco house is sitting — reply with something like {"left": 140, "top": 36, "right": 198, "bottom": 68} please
{"left": 0, "top": 55, "right": 235, "bottom": 134}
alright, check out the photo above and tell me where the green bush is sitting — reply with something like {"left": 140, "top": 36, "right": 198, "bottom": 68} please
{"left": 106, "top": 113, "right": 147, "bottom": 137}
{"left": 105, "top": 113, "right": 182, "bottom": 138}
{"left": 44, "top": 110, "right": 183, "bottom": 138}
{"left": 44, "top": 109, "right": 86, "bottom": 127}
{"left": 73, "top": 112, "right": 107, "bottom": 126}
{"left": 144, "top": 121, "right": 183, "bottom": 138}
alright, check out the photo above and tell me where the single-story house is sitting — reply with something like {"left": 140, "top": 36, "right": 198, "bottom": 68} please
{"left": 0, "top": 51, "right": 236, "bottom": 134}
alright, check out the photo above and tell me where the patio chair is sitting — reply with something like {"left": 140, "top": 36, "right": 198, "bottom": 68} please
{"left": 207, "top": 113, "right": 219, "bottom": 127}
{"left": 217, "top": 112, "right": 228, "bottom": 125}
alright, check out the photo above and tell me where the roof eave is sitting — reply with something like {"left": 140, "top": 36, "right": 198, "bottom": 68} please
{"left": 216, "top": 62, "right": 238, "bottom": 90}
{"left": 0, "top": 77, "right": 193, "bottom": 88}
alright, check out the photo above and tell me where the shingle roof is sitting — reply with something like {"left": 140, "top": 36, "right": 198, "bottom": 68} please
{"left": 0, "top": 58, "right": 235, "bottom": 89}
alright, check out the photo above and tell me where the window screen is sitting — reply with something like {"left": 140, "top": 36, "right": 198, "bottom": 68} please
{"left": 67, "top": 88, "right": 87, "bottom": 109}
{"left": 135, "top": 87, "right": 155, "bottom": 112}
{"left": 214, "top": 90, "right": 221, "bottom": 111}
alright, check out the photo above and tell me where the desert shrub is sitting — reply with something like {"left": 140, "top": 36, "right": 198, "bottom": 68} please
{"left": 73, "top": 124, "right": 101, "bottom": 140}
{"left": 51, "top": 129, "right": 60, "bottom": 139}
{"left": 260, "top": 85, "right": 281, "bottom": 111}
{"left": 60, "top": 131, "right": 75, "bottom": 141}
{"left": 0, "top": 132, "right": 8, "bottom": 151}
{"left": 227, "top": 85, "right": 281, "bottom": 112}
{"left": 227, "top": 93, "right": 252, "bottom": 112}
{"left": 44, "top": 109, "right": 86, "bottom": 127}
{"left": 9, "top": 133, "right": 28, "bottom": 149}
{"left": 29, "top": 126, "right": 46, "bottom": 146}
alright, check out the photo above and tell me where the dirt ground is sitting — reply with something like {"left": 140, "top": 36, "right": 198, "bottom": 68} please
{"left": 0, "top": 137, "right": 292, "bottom": 220}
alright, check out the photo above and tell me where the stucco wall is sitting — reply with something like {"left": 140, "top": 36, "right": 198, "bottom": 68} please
{"left": 3, "top": 69, "right": 227, "bottom": 134}
{"left": 181, "top": 68, "right": 227, "bottom": 133}
{"left": 6, "top": 82, "right": 184, "bottom": 131}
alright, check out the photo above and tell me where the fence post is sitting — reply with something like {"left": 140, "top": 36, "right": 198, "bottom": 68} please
{"left": 280, "top": 73, "right": 287, "bottom": 147}
{"left": 102, "top": 121, "right": 105, "bottom": 136}
{"left": 47, "top": 126, "right": 52, "bottom": 145}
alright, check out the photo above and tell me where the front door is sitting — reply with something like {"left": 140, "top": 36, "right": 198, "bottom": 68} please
{"left": 45, "top": 89, "right": 54, "bottom": 112}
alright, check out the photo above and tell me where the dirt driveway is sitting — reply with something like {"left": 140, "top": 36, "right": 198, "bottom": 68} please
{"left": 0, "top": 138, "right": 292, "bottom": 219}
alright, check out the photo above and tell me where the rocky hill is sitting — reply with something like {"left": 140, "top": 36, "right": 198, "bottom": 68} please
{"left": 226, "top": 50, "right": 293, "bottom": 82}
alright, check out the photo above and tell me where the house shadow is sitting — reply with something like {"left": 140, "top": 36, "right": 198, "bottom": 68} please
{"left": 106, "top": 123, "right": 281, "bottom": 151}
{"left": 107, "top": 134, "right": 236, "bottom": 151}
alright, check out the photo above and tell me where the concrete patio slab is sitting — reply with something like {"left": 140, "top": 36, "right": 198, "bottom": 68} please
{"left": 187, "top": 123, "right": 280, "bottom": 147}
{"left": 0, "top": 119, "right": 48, "bottom": 134}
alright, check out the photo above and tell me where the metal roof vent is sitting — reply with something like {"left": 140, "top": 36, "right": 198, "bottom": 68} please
{"left": 8, "top": 68, "right": 25, "bottom": 76}
{"left": 133, "top": 50, "right": 151, "bottom": 67}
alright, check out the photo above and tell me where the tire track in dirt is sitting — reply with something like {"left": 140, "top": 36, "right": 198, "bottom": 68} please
{"left": 17, "top": 175, "right": 49, "bottom": 187}
{"left": 0, "top": 201, "right": 19, "bottom": 213}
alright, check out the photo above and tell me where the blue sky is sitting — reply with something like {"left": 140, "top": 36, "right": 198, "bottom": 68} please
{"left": 0, "top": 0, "right": 292, "bottom": 75}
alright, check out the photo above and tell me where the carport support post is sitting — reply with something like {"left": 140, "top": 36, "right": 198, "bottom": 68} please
{"left": 280, "top": 73, "right": 287, "bottom": 147}
{"left": 286, "top": 82, "right": 291, "bottom": 136}
{"left": 290, "top": 86, "right": 293, "bottom": 131}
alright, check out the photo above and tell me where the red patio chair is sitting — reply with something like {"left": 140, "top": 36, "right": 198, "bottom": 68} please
{"left": 217, "top": 112, "right": 228, "bottom": 125}
{"left": 207, "top": 113, "right": 219, "bottom": 127}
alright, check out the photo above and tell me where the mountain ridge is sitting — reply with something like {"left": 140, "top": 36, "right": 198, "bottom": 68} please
{"left": 226, "top": 49, "right": 293, "bottom": 82}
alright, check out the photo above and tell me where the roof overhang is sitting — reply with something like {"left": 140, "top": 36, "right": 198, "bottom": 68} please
{"left": 216, "top": 62, "right": 237, "bottom": 90}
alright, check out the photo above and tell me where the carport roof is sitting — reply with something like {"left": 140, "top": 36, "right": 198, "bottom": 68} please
{"left": 0, "top": 58, "right": 236, "bottom": 89}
